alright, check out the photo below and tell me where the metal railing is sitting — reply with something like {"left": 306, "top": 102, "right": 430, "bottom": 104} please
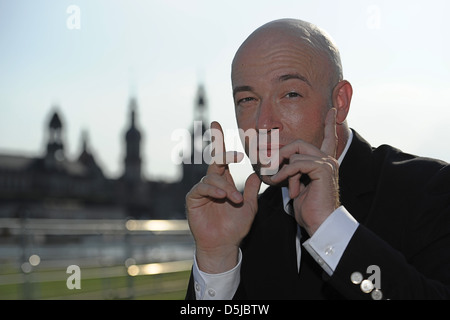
{"left": 0, "top": 218, "right": 194, "bottom": 299}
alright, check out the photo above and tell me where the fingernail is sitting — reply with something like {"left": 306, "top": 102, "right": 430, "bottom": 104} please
{"left": 216, "top": 189, "right": 226, "bottom": 197}
{"left": 232, "top": 191, "right": 243, "bottom": 201}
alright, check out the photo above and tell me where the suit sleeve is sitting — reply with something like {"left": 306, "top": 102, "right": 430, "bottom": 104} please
{"left": 185, "top": 269, "right": 196, "bottom": 300}
{"left": 328, "top": 217, "right": 450, "bottom": 300}
{"left": 327, "top": 148, "right": 450, "bottom": 300}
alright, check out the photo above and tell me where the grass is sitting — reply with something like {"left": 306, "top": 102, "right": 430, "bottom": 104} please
{"left": 0, "top": 268, "right": 191, "bottom": 300}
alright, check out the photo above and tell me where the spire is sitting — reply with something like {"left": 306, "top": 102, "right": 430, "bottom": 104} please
{"left": 123, "top": 96, "right": 142, "bottom": 182}
{"left": 125, "top": 97, "right": 141, "bottom": 141}
{"left": 78, "top": 130, "right": 104, "bottom": 178}
{"left": 181, "top": 84, "right": 209, "bottom": 189}
{"left": 48, "top": 110, "right": 63, "bottom": 143}
{"left": 81, "top": 130, "right": 88, "bottom": 152}
{"left": 49, "top": 112, "right": 62, "bottom": 129}
{"left": 78, "top": 129, "right": 91, "bottom": 161}
{"left": 45, "top": 109, "right": 64, "bottom": 164}
{"left": 194, "top": 84, "right": 208, "bottom": 124}
{"left": 129, "top": 97, "right": 137, "bottom": 127}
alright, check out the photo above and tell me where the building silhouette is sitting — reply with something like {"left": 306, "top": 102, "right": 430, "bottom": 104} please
{"left": 0, "top": 85, "right": 209, "bottom": 220}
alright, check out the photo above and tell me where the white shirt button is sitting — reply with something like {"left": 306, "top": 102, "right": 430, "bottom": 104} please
{"left": 195, "top": 282, "right": 201, "bottom": 292}
{"left": 207, "top": 288, "right": 216, "bottom": 297}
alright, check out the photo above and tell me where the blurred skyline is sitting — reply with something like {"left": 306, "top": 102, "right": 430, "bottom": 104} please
{"left": 1, "top": 0, "right": 450, "bottom": 188}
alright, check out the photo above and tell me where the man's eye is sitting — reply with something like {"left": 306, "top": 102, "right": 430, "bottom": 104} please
{"left": 286, "top": 92, "right": 302, "bottom": 98}
{"left": 238, "top": 97, "right": 256, "bottom": 104}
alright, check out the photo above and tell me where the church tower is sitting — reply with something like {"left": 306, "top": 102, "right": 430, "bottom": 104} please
{"left": 121, "top": 96, "right": 151, "bottom": 218}
{"left": 182, "top": 84, "right": 209, "bottom": 189}
{"left": 78, "top": 131, "right": 104, "bottom": 178}
{"left": 193, "top": 84, "right": 208, "bottom": 125}
{"left": 123, "top": 97, "right": 142, "bottom": 183}
{"left": 44, "top": 110, "right": 65, "bottom": 169}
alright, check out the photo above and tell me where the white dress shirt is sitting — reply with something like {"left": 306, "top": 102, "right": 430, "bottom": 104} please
{"left": 192, "top": 130, "right": 359, "bottom": 300}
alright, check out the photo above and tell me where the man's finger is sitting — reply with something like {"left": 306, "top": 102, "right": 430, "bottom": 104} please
{"left": 207, "top": 151, "right": 244, "bottom": 175}
{"left": 243, "top": 173, "right": 262, "bottom": 211}
{"left": 188, "top": 181, "right": 227, "bottom": 201}
{"left": 210, "top": 121, "right": 226, "bottom": 158}
{"left": 206, "top": 121, "right": 234, "bottom": 175}
{"left": 320, "top": 108, "right": 338, "bottom": 158}
{"left": 277, "top": 140, "right": 323, "bottom": 166}
{"left": 201, "top": 173, "right": 243, "bottom": 204}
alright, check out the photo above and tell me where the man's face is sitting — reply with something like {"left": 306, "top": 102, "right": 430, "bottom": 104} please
{"left": 231, "top": 32, "right": 332, "bottom": 185}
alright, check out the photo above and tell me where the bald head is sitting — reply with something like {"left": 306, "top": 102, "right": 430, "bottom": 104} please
{"left": 232, "top": 19, "right": 343, "bottom": 96}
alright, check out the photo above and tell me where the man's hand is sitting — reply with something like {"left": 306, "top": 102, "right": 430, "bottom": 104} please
{"left": 270, "top": 108, "right": 340, "bottom": 236}
{"left": 186, "top": 121, "right": 262, "bottom": 274}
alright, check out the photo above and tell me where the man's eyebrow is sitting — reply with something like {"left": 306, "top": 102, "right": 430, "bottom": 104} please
{"left": 233, "top": 85, "right": 254, "bottom": 97}
{"left": 232, "top": 74, "right": 311, "bottom": 97}
{"left": 278, "top": 73, "right": 312, "bottom": 87}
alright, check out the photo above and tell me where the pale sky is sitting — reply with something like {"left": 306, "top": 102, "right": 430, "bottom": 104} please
{"left": 1, "top": 0, "right": 449, "bottom": 189}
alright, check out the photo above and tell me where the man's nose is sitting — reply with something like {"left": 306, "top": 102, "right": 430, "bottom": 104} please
{"left": 256, "top": 99, "right": 283, "bottom": 133}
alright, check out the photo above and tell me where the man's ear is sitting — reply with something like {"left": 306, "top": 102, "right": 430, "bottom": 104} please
{"left": 332, "top": 80, "right": 352, "bottom": 124}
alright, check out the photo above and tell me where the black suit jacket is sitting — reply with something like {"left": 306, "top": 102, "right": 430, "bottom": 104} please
{"left": 186, "top": 130, "right": 450, "bottom": 299}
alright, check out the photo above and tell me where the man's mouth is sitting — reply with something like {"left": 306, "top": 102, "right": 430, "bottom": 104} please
{"left": 257, "top": 144, "right": 283, "bottom": 158}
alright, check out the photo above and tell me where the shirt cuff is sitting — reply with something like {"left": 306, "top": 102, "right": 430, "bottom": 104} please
{"left": 192, "top": 249, "right": 242, "bottom": 300}
{"left": 302, "top": 206, "right": 359, "bottom": 276}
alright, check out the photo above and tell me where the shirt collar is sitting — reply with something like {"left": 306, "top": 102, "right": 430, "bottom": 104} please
{"left": 282, "top": 129, "right": 354, "bottom": 215}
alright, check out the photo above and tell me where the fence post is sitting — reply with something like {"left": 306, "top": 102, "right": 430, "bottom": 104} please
{"left": 125, "top": 218, "right": 134, "bottom": 299}
{"left": 19, "top": 207, "right": 33, "bottom": 300}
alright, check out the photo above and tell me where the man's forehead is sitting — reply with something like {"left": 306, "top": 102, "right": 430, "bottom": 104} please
{"left": 232, "top": 35, "right": 322, "bottom": 77}
{"left": 232, "top": 51, "right": 317, "bottom": 88}
{"left": 232, "top": 43, "right": 333, "bottom": 95}
{"left": 233, "top": 34, "right": 313, "bottom": 65}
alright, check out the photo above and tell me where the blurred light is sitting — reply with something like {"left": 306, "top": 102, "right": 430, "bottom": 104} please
{"left": 127, "top": 265, "right": 139, "bottom": 277}
{"left": 124, "top": 258, "right": 136, "bottom": 268}
{"left": 125, "top": 219, "right": 189, "bottom": 233}
{"left": 29, "top": 254, "right": 40, "bottom": 266}
{"left": 127, "top": 260, "right": 192, "bottom": 277}
{"left": 21, "top": 262, "right": 32, "bottom": 273}
{"left": 125, "top": 220, "right": 137, "bottom": 231}
{"left": 144, "top": 220, "right": 172, "bottom": 231}
{"left": 144, "top": 263, "right": 163, "bottom": 275}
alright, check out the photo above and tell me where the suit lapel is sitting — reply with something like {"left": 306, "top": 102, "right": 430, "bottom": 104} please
{"left": 339, "top": 130, "right": 377, "bottom": 223}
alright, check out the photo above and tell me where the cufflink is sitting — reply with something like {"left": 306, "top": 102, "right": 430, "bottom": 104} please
{"left": 360, "top": 279, "right": 374, "bottom": 293}
{"left": 350, "top": 271, "right": 384, "bottom": 300}
{"left": 350, "top": 271, "right": 363, "bottom": 284}
{"left": 371, "top": 289, "right": 383, "bottom": 300}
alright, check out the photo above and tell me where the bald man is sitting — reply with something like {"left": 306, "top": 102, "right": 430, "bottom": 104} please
{"left": 185, "top": 19, "right": 450, "bottom": 300}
